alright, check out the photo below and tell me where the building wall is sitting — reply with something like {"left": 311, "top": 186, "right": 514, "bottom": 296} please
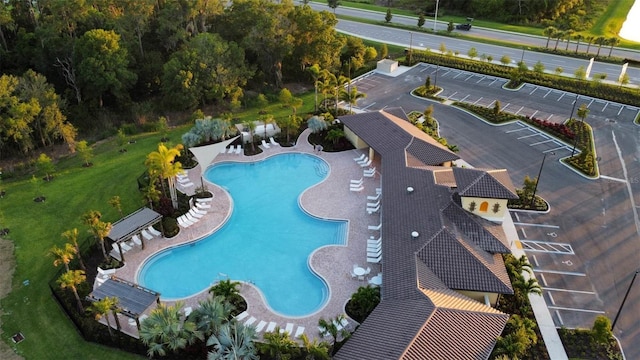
{"left": 344, "top": 127, "right": 369, "bottom": 149}
{"left": 457, "top": 290, "right": 499, "bottom": 307}
{"left": 460, "top": 196, "right": 509, "bottom": 222}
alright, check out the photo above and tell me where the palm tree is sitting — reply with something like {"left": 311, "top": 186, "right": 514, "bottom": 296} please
{"left": 317, "top": 314, "right": 350, "bottom": 354}
{"left": 141, "top": 182, "right": 161, "bottom": 209}
{"left": 307, "top": 64, "right": 322, "bottom": 112}
{"left": 585, "top": 35, "right": 595, "bottom": 54}
{"left": 333, "top": 75, "right": 349, "bottom": 112}
{"left": 290, "top": 97, "right": 304, "bottom": 116}
{"left": 191, "top": 295, "right": 234, "bottom": 337}
{"left": 57, "top": 270, "right": 86, "bottom": 312}
{"left": 339, "top": 85, "right": 367, "bottom": 113}
{"left": 494, "top": 332, "right": 528, "bottom": 359}
{"left": 260, "top": 327, "right": 299, "bottom": 360}
{"left": 260, "top": 114, "right": 275, "bottom": 140}
{"left": 108, "top": 195, "right": 123, "bottom": 217}
{"left": 513, "top": 277, "right": 542, "bottom": 308}
{"left": 145, "top": 143, "right": 184, "bottom": 209}
{"left": 508, "top": 315, "right": 538, "bottom": 347}
{"left": 221, "top": 113, "right": 236, "bottom": 140}
{"left": 325, "top": 129, "right": 344, "bottom": 146}
{"left": 553, "top": 30, "right": 564, "bottom": 51}
{"left": 241, "top": 120, "right": 255, "bottom": 153}
{"left": 94, "top": 220, "right": 113, "bottom": 261}
{"left": 209, "top": 279, "right": 241, "bottom": 303}
{"left": 276, "top": 114, "right": 301, "bottom": 145}
{"left": 49, "top": 243, "right": 75, "bottom": 272}
{"left": 139, "top": 301, "right": 204, "bottom": 357}
{"left": 91, "top": 296, "right": 120, "bottom": 337}
{"left": 299, "top": 333, "right": 330, "bottom": 360}
{"left": 573, "top": 33, "right": 584, "bottom": 53}
{"left": 207, "top": 321, "right": 258, "bottom": 360}
{"left": 607, "top": 37, "right": 620, "bottom": 57}
{"left": 62, "top": 228, "right": 86, "bottom": 271}
{"left": 595, "top": 36, "right": 606, "bottom": 57}
{"left": 577, "top": 103, "right": 590, "bottom": 123}
{"left": 318, "top": 69, "right": 336, "bottom": 109}
{"left": 505, "top": 255, "right": 533, "bottom": 278}
{"left": 542, "top": 26, "right": 556, "bottom": 48}
{"left": 564, "top": 29, "right": 574, "bottom": 51}
{"left": 347, "top": 286, "right": 380, "bottom": 322}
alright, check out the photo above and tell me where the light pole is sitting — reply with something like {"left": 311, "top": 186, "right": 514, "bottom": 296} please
{"left": 530, "top": 151, "right": 554, "bottom": 208}
{"left": 569, "top": 94, "right": 580, "bottom": 157}
{"left": 409, "top": 32, "right": 413, "bottom": 65}
{"left": 433, "top": 0, "right": 440, "bottom": 33}
{"left": 612, "top": 270, "right": 638, "bottom": 329}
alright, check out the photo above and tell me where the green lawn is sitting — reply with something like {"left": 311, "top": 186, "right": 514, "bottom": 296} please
{"left": 0, "top": 92, "right": 317, "bottom": 359}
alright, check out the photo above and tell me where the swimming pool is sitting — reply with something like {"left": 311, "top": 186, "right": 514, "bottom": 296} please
{"left": 138, "top": 153, "right": 347, "bottom": 317}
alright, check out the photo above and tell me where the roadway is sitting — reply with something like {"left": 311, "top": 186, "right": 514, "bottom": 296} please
{"left": 308, "top": 2, "right": 640, "bottom": 84}
{"left": 348, "top": 65, "right": 640, "bottom": 359}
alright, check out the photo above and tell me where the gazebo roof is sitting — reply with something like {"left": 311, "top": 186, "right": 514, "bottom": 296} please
{"left": 88, "top": 277, "right": 159, "bottom": 317}
{"left": 107, "top": 207, "right": 162, "bottom": 243}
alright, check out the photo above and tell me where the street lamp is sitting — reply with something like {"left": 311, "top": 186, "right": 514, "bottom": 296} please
{"left": 612, "top": 270, "right": 639, "bottom": 329}
{"left": 569, "top": 94, "right": 580, "bottom": 157}
{"left": 409, "top": 32, "right": 413, "bottom": 65}
{"left": 433, "top": 0, "right": 440, "bottom": 33}
{"left": 530, "top": 151, "right": 555, "bottom": 208}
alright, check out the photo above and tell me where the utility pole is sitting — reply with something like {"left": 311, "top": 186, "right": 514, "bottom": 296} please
{"left": 433, "top": 0, "right": 440, "bottom": 33}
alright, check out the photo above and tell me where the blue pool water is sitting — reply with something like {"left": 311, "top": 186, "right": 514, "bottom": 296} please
{"left": 138, "top": 153, "right": 347, "bottom": 317}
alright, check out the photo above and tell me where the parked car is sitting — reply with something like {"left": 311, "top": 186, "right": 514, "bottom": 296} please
{"left": 456, "top": 23, "right": 472, "bottom": 30}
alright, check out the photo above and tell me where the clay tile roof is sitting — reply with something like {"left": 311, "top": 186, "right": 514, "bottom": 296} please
{"left": 453, "top": 167, "right": 518, "bottom": 199}
{"left": 432, "top": 168, "right": 457, "bottom": 187}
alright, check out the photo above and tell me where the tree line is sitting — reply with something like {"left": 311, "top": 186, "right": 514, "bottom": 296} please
{"left": 0, "top": 0, "right": 376, "bottom": 159}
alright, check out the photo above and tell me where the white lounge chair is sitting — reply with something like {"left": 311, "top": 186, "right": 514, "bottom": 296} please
{"left": 184, "top": 307, "right": 193, "bottom": 316}
{"left": 269, "top": 137, "right": 279, "bottom": 146}
{"left": 179, "top": 181, "right": 194, "bottom": 188}
{"left": 367, "top": 205, "right": 380, "bottom": 214}
{"left": 245, "top": 316, "right": 257, "bottom": 326}
{"left": 177, "top": 172, "right": 188, "bottom": 179}
{"left": 367, "top": 244, "right": 381, "bottom": 252}
{"left": 356, "top": 156, "right": 369, "bottom": 165}
{"left": 350, "top": 177, "right": 363, "bottom": 185}
{"left": 97, "top": 267, "right": 116, "bottom": 280}
{"left": 294, "top": 326, "right": 305, "bottom": 338}
{"left": 261, "top": 139, "right": 270, "bottom": 149}
{"left": 282, "top": 323, "right": 294, "bottom": 335}
{"left": 177, "top": 176, "right": 191, "bottom": 184}
{"left": 376, "top": 187, "right": 382, "bottom": 194}
{"left": 185, "top": 213, "right": 200, "bottom": 223}
{"left": 189, "top": 209, "right": 205, "bottom": 219}
{"left": 364, "top": 168, "right": 376, "bottom": 178}
{"left": 120, "top": 242, "right": 132, "bottom": 252}
{"left": 132, "top": 234, "right": 142, "bottom": 245}
{"left": 191, "top": 206, "right": 207, "bottom": 216}
{"left": 353, "top": 153, "right": 366, "bottom": 162}
{"left": 266, "top": 322, "right": 277, "bottom": 333}
{"left": 255, "top": 320, "right": 267, "bottom": 332}
{"left": 141, "top": 230, "right": 153, "bottom": 241}
{"left": 367, "top": 255, "right": 382, "bottom": 263}
{"left": 350, "top": 185, "right": 364, "bottom": 192}
{"left": 367, "top": 193, "right": 381, "bottom": 201}
{"left": 368, "top": 223, "right": 382, "bottom": 231}
{"left": 177, "top": 216, "right": 192, "bottom": 228}
{"left": 367, "top": 239, "right": 382, "bottom": 246}
{"left": 235, "top": 145, "right": 242, "bottom": 154}
{"left": 235, "top": 311, "right": 249, "bottom": 321}
{"left": 367, "top": 200, "right": 380, "bottom": 208}
{"left": 196, "top": 202, "right": 211, "bottom": 209}
{"left": 220, "top": 146, "right": 229, "bottom": 154}
{"left": 196, "top": 197, "right": 213, "bottom": 203}
{"left": 147, "top": 226, "right": 161, "bottom": 237}
{"left": 359, "top": 159, "right": 372, "bottom": 167}
{"left": 227, "top": 146, "right": 236, "bottom": 154}
{"left": 367, "top": 249, "right": 382, "bottom": 258}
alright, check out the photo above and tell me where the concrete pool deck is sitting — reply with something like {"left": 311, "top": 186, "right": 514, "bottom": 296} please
{"left": 106, "top": 129, "right": 382, "bottom": 341}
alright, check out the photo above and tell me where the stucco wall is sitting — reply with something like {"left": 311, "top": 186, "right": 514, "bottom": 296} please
{"left": 460, "top": 196, "right": 509, "bottom": 222}
{"left": 457, "top": 290, "right": 499, "bottom": 307}
{"left": 344, "top": 127, "right": 369, "bottom": 149}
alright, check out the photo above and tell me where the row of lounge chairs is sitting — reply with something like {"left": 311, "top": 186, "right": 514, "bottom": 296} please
{"left": 177, "top": 198, "right": 212, "bottom": 228}
{"left": 177, "top": 173, "right": 194, "bottom": 188}
{"left": 234, "top": 311, "right": 305, "bottom": 338}
{"left": 221, "top": 145, "right": 243, "bottom": 155}
{"left": 261, "top": 137, "right": 280, "bottom": 149}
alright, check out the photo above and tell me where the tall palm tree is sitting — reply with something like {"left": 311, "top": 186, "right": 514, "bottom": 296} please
{"left": 505, "top": 255, "right": 533, "bottom": 278}
{"left": 290, "top": 97, "right": 304, "bottom": 116}
{"left": 307, "top": 64, "right": 322, "bottom": 112}
{"left": 145, "top": 143, "right": 184, "bottom": 209}
{"left": 260, "top": 114, "right": 275, "bottom": 140}
{"left": 260, "top": 327, "right": 299, "bottom": 359}
{"left": 108, "top": 195, "right": 123, "bottom": 217}
{"left": 542, "top": 26, "right": 556, "bottom": 48}
{"left": 241, "top": 120, "right": 256, "bottom": 153}
{"left": 573, "top": 33, "right": 584, "bottom": 53}
{"left": 91, "top": 296, "right": 120, "bottom": 337}
{"left": 553, "top": 30, "right": 564, "bottom": 51}
{"left": 513, "top": 277, "right": 542, "bottom": 308}
{"left": 192, "top": 295, "right": 234, "bottom": 337}
{"left": 221, "top": 112, "right": 236, "bottom": 140}
{"left": 318, "top": 71, "right": 336, "bottom": 110}
{"left": 508, "top": 314, "right": 538, "bottom": 347}
{"left": 564, "top": 29, "right": 574, "bottom": 51}
{"left": 139, "top": 301, "right": 204, "bottom": 357}
{"left": 494, "top": 332, "right": 528, "bottom": 359}
{"left": 299, "top": 333, "right": 330, "bottom": 360}
{"left": 141, "top": 182, "right": 161, "bottom": 209}
{"left": 607, "top": 37, "right": 620, "bottom": 57}
{"left": 334, "top": 75, "right": 349, "bottom": 113}
{"left": 209, "top": 279, "right": 241, "bottom": 304}
{"left": 57, "top": 270, "right": 86, "bottom": 312}
{"left": 49, "top": 243, "right": 75, "bottom": 272}
{"left": 585, "top": 35, "right": 595, "bottom": 54}
{"left": 595, "top": 36, "right": 606, "bottom": 57}
{"left": 94, "top": 220, "right": 113, "bottom": 261}
{"left": 62, "top": 228, "right": 86, "bottom": 271}
{"left": 317, "top": 314, "right": 350, "bottom": 355}
{"left": 339, "top": 85, "right": 367, "bottom": 113}
{"left": 207, "top": 321, "right": 258, "bottom": 360}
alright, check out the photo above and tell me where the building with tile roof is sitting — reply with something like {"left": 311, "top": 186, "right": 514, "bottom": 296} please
{"left": 334, "top": 109, "right": 520, "bottom": 360}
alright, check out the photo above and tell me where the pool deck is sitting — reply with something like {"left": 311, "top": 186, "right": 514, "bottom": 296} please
{"left": 104, "top": 129, "right": 382, "bottom": 341}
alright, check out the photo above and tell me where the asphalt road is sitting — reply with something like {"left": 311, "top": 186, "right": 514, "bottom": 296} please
{"left": 348, "top": 65, "right": 640, "bottom": 359}
{"left": 308, "top": 2, "right": 640, "bottom": 84}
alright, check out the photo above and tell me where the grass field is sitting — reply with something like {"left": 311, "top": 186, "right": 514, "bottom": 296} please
{"left": 0, "top": 92, "right": 316, "bottom": 359}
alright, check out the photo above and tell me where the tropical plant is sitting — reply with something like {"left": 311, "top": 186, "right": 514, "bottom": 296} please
{"left": 48, "top": 243, "right": 75, "bottom": 273}
{"left": 317, "top": 314, "right": 350, "bottom": 354}
{"left": 592, "top": 315, "right": 613, "bottom": 345}
{"left": 57, "top": 270, "right": 86, "bottom": 312}
{"left": 307, "top": 64, "right": 322, "bottom": 112}
{"left": 299, "top": 333, "right": 330, "bottom": 360}
{"left": 209, "top": 278, "right": 242, "bottom": 307}
{"left": 607, "top": 37, "right": 620, "bottom": 57}
{"left": 145, "top": 143, "right": 184, "bottom": 209}
{"left": 384, "top": 8, "right": 392, "bottom": 23}
{"left": 505, "top": 254, "right": 533, "bottom": 278}
{"left": 577, "top": 104, "right": 589, "bottom": 122}
{"left": 339, "top": 85, "right": 366, "bottom": 113}
{"left": 207, "top": 320, "right": 258, "bottom": 360}
{"left": 141, "top": 181, "right": 161, "bottom": 208}
{"left": 242, "top": 120, "right": 256, "bottom": 152}
{"left": 90, "top": 296, "right": 120, "bottom": 337}
{"left": 76, "top": 140, "right": 93, "bottom": 166}
{"left": 346, "top": 285, "right": 380, "bottom": 322}
{"left": 307, "top": 116, "right": 328, "bottom": 133}
{"left": 93, "top": 220, "right": 112, "bottom": 261}
{"left": 191, "top": 295, "right": 234, "bottom": 337}
{"left": 260, "top": 327, "right": 299, "bottom": 359}
{"left": 513, "top": 277, "right": 542, "bottom": 306}
{"left": 417, "top": 14, "right": 425, "bottom": 28}
{"left": 543, "top": 26, "right": 556, "bottom": 48}
{"left": 36, "top": 153, "right": 55, "bottom": 180}
{"left": 260, "top": 114, "right": 276, "bottom": 139}
{"left": 108, "top": 195, "right": 123, "bottom": 217}
{"left": 139, "top": 301, "right": 204, "bottom": 357}
{"left": 62, "top": 228, "right": 86, "bottom": 271}
{"left": 325, "top": 128, "right": 344, "bottom": 146}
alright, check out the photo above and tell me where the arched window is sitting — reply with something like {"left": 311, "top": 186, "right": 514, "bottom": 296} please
{"left": 479, "top": 201, "right": 489, "bottom": 212}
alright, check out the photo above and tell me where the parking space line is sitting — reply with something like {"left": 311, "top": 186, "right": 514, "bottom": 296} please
{"left": 502, "top": 103, "right": 510, "bottom": 111}
{"left": 545, "top": 146, "right": 567, "bottom": 153}
{"left": 515, "top": 106, "right": 525, "bottom": 115}
{"left": 461, "top": 94, "right": 470, "bottom": 102}
{"left": 465, "top": 74, "right": 474, "bottom": 81}
{"left": 530, "top": 139, "right": 554, "bottom": 146}
{"left": 588, "top": 99, "right": 594, "bottom": 107}
{"left": 513, "top": 222, "right": 559, "bottom": 228}
{"left": 538, "top": 271, "right": 546, "bottom": 284}
{"left": 506, "top": 128, "right": 527, "bottom": 133}
{"left": 362, "top": 102, "right": 376, "bottom": 110}
{"left": 556, "top": 311, "right": 564, "bottom": 325}
{"left": 489, "top": 79, "right": 498, "bottom": 86}
{"left": 441, "top": 70, "right": 451, "bottom": 76}
{"left": 602, "top": 103, "right": 608, "bottom": 112}
{"left": 542, "top": 287, "right": 596, "bottom": 295}
{"left": 600, "top": 175, "right": 626, "bottom": 183}
{"left": 529, "top": 87, "right": 537, "bottom": 95}
{"left": 546, "top": 114, "right": 553, "bottom": 120}
{"left": 453, "top": 72, "right": 463, "bottom": 79}
{"left": 521, "top": 228, "right": 527, "bottom": 238}
{"left": 476, "top": 76, "right": 485, "bottom": 83}
{"left": 543, "top": 89, "right": 552, "bottom": 98}
{"left": 473, "top": 97, "right": 483, "bottom": 105}
{"left": 517, "top": 133, "right": 540, "bottom": 139}
{"left": 547, "top": 306, "right": 605, "bottom": 314}
{"left": 531, "top": 110, "right": 538, "bottom": 118}
{"left": 448, "top": 91, "right": 458, "bottom": 99}
{"left": 534, "top": 269, "right": 586, "bottom": 276}
{"left": 548, "top": 292, "right": 556, "bottom": 305}
{"left": 557, "top": 93, "right": 565, "bottom": 101}
{"left": 618, "top": 106, "right": 624, "bottom": 115}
